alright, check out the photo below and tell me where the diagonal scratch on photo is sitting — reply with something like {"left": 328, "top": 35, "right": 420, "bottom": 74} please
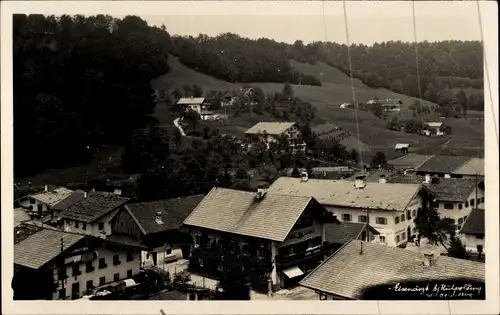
{"left": 11, "top": 1, "right": 490, "bottom": 303}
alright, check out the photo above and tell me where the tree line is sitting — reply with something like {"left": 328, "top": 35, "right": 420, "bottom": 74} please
{"left": 13, "top": 14, "right": 172, "bottom": 176}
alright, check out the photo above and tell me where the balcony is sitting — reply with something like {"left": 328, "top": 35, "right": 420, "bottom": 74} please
{"left": 276, "top": 245, "right": 328, "bottom": 268}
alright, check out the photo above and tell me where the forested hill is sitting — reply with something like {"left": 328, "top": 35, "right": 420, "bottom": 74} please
{"left": 170, "top": 34, "right": 484, "bottom": 111}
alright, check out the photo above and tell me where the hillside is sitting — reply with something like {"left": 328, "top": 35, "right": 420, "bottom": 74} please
{"left": 152, "top": 55, "right": 486, "bottom": 161}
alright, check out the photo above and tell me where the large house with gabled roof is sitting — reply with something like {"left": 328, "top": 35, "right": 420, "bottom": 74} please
{"left": 268, "top": 175, "right": 427, "bottom": 247}
{"left": 245, "top": 122, "right": 306, "bottom": 152}
{"left": 182, "top": 187, "right": 339, "bottom": 291}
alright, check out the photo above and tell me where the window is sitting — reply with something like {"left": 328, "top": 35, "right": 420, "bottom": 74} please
{"left": 481, "top": 197, "right": 485, "bottom": 203}
{"left": 166, "top": 248, "right": 172, "bottom": 255}
{"left": 407, "top": 210, "right": 411, "bottom": 220}
{"left": 395, "top": 216, "right": 400, "bottom": 224}
{"left": 464, "top": 201, "right": 469, "bottom": 207}
{"left": 380, "top": 236, "right": 386, "bottom": 243}
{"left": 86, "top": 261, "right": 94, "bottom": 273}
{"left": 99, "top": 277, "right": 106, "bottom": 286}
{"left": 358, "top": 215, "right": 367, "bottom": 223}
{"left": 71, "top": 282, "right": 80, "bottom": 299}
{"left": 413, "top": 227, "right": 417, "bottom": 233}
{"left": 113, "top": 254, "right": 121, "bottom": 266}
{"left": 114, "top": 273, "right": 120, "bottom": 281}
{"left": 476, "top": 235, "right": 484, "bottom": 240}
{"left": 430, "top": 201, "right": 439, "bottom": 208}
{"left": 241, "top": 244, "right": 249, "bottom": 254}
{"left": 75, "top": 221, "right": 79, "bottom": 228}
{"left": 401, "top": 232, "right": 406, "bottom": 240}
{"left": 413, "top": 209, "right": 417, "bottom": 217}
{"left": 257, "top": 246, "right": 265, "bottom": 257}
{"left": 477, "top": 245, "right": 483, "bottom": 253}
{"left": 86, "top": 280, "right": 93, "bottom": 294}
{"left": 126, "top": 251, "right": 134, "bottom": 262}
{"left": 58, "top": 288, "right": 66, "bottom": 300}
{"left": 470, "top": 199, "right": 475, "bottom": 206}
{"left": 444, "top": 203, "right": 454, "bottom": 210}
{"left": 127, "top": 269, "right": 133, "bottom": 278}
{"left": 395, "top": 235, "right": 400, "bottom": 243}
{"left": 458, "top": 218, "right": 464, "bottom": 224}
{"left": 458, "top": 203, "right": 463, "bottom": 210}
{"left": 29, "top": 198, "right": 36, "bottom": 204}
{"left": 401, "top": 214, "right": 406, "bottom": 221}
{"left": 376, "top": 217, "right": 387, "bottom": 225}
{"left": 194, "top": 234, "right": 201, "bottom": 245}
{"left": 72, "top": 264, "right": 81, "bottom": 276}
{"left": 37, "top": 204, "right": 43, "bottom": 214}
{"left": 342, "top": 214, "right": 352, "bottom": 221}
{"left": 98, "top": 222, "right": 104, "bottom": 230}
{"left": 98, "top": 258, "right": 107, "bottom": 269}
{"left": 82, "top": 223, "right": 86, "bottom": 230}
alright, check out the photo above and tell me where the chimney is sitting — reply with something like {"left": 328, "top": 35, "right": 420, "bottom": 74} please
{"left": 155, "top": 211, "right": 164, "bottom": 224}
{"left": 378, "top": 174, "right": 386, "bottom": 184}
{"left": 300, "top": 171, "right": 309, "bottom": 182}
{"left": 354, "top": 175, "right": 366, "bottom": 189}
{"left": 256, "top": 187, "right": 268, "bottom": 200}
{"left": 84, "top": 191, "right": 88, "bottom": 198}
{"left": 424, "top": 174, "right": 431, "bottom": 184}
{"left": 44, "top": 184, "right": 48, "bottom": 192}
{"left": 423, "top": 252, "right": 434, "bottom": 267}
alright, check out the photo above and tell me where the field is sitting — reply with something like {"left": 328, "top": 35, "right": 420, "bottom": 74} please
{"left": 152, "top": 55, "right": 484, "bottom": 161}
{"left": 18, "top": 55, "right": 484, "bottom": 185}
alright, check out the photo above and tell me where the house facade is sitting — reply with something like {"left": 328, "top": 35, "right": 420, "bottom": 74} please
{"left": 268, "top": 176, "right": 425, "bottom": 248}
{"left": 16, "top": 186, "right": 74, "bottom": 218}
{"left": 416, "top": 155, "right": 484, "bottom": 179}
{"left": 459, "top": 207, "right": 485, "bottom": 258}
{"left": 13, "top": 227, "right": 143, "bottom": 300}
{"left": 60, "top": 191, "right": 130, "bottom": 237}
{"left": 110, "top": 195, "right": 204, "bottom": 269}
{"left": 183, "top": 187, "right": 339, "bottom": 291}
{"left": 177, "top": 97, "right": 207, "bottom": 115}
{"left": 423, "top": 122, "right": 444, "bottom": 136}
{"left": 423, "top": 176, "right": 485, "bottom": 231}
{"left": 245, "top": 122, "right": 306, "bottom": 153}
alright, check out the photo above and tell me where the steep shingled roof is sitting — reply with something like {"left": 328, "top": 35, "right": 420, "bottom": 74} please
{"left": 268, "top": 177, "right": 421, "bottom": 211}
{"left": 245, "top": 122, "right": 297, "bottom": 135}
{"left": 300, "top": 240, "right": 485, "bottom": 299}
{"left": 183, "top": 188, "right": 314, "bottom": 242}
{"left": 460, "top": 208, "right": 484, "bottom": 236}
{"left": 60, "top": 191, "right": 130, "bottom": 223}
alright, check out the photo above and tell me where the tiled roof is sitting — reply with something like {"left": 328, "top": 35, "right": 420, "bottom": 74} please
{"left": 61, "top": 192, "right": 130, "bottom": 223}
{"left": 387, "top": 174, "right": 425, "bottom": 184}
{"left": 454, "top": 157, "right": 484, "bottom": 176}
{"left": 183, "top": 188, "right": 313, "bottom": 242}
{"left": 423, "top": 178, "right": 479, "bottom": 202}
{"left": 387, "top": 154, "right": 434, "bottom": 169}
{"left": 177, "top": 97, "right": 205, "bottom": 105}
{"left": 268, "top": 177, "right": 421, "bottom": 211}
{"left": 245, "top": 122, "right": 297, "bottom": 135}
{"left": 300, "top": 240, "right": 485, "bottom": 299}
{"left": 126, "top": 195, "right": 204, "bottom": 235}
{"left": 14, "top": 208, "right": 31, "bottom": 227}
{"left": 460, "top": 208, "right": 484, "bottom": 236}
{"left": 416, "top": 155, "right": 474, "bottom": 174}
{"left": 52, "top": 190, "right": 86, "bottom": 211}
{"left": 324, "top": 222, "right": 379, "bottom": 245}
{"left": 14, "top": 228, "right": 85, "bottom": 269}
{"left": 106, "top": 234, "right": 151, "bottom": 250}
{"left": 31, "top": 187, "right": 74, "bottom": 207}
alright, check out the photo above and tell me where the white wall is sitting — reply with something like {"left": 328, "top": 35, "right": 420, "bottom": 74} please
{"left": 460, "top": 234, "right": 485, "bottom": 255}
{"left": 18, "top": 197, "right": 49, "bottom": 214}
{"left": 325, "top": 195, "right": 422, "bottom": 247}
{"left": 63, "top": 209, "right": 119, "bottom": 237}
{"left": 52, "top": 246, "right": 141, "bottom": 300}
{"left": 435, "top": 186, "right": 484, "bottom": 230}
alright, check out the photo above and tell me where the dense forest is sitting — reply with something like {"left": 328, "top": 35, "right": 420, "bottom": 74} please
{"left": 13, "top": 14, "right": 484, "bottom": 178}
{"left": 13, "top": 14, "right": 171, "bottom": 176}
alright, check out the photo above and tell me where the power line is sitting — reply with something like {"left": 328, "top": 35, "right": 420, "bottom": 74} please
{"left": 341, "top": 0, "right": 363, "bottom": 165}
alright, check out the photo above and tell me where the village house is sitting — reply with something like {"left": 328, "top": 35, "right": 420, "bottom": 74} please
{"left": 459, "top": 205, "right": 485, "bottom": 259}
{"left": 423, "top": 122, "right": 444, "bottom": 136}
{"left": 378, "top": 99, "right": 402, "bottom": 112}
{"left": 299, "top": 239, "right": 485, "bottom": 300}
{"left": 394, "top": 143, "right": 410, "bottom": 154}
{"left": 416, "top": 155, "right": 484, "bottom": 179}
{"left": 110, "top": 195, "right": 204, "bottom": 269}
{"left": 13, "top": 226, "right": 146, "bottom": 300}
{"left": 387, "top": 153, "right": 433, "bottom": 173}
{"left": 268, "top": 175, "right": 427, "bottom": 248}
{"left": 182, "top": 187, "right": 339, "bottom": 291}
{"left": 177, "top": 97, "right": 208, "bottom": 115}
{"left": 245, "top": 122, "right": 306, "bottom": 152}
{"left": 16, "top": 186, "right": 74, "bottom": 219}
{"left": 422, "top": 176, "right": 484, "bottom": 232}
{"left": 60, "top": 191, "right": 130, "bottom": 237}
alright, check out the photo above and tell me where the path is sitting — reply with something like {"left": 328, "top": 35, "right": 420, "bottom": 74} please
{"left": 173, "top": 117, "right": 186, "bottom": 136}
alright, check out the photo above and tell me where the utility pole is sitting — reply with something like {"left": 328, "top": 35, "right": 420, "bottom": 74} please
{"left": 365, "top": 208, "right": 370, "bottom": 242}
{"left": 60, "top": 237, "right": 65, "bottom": 299}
